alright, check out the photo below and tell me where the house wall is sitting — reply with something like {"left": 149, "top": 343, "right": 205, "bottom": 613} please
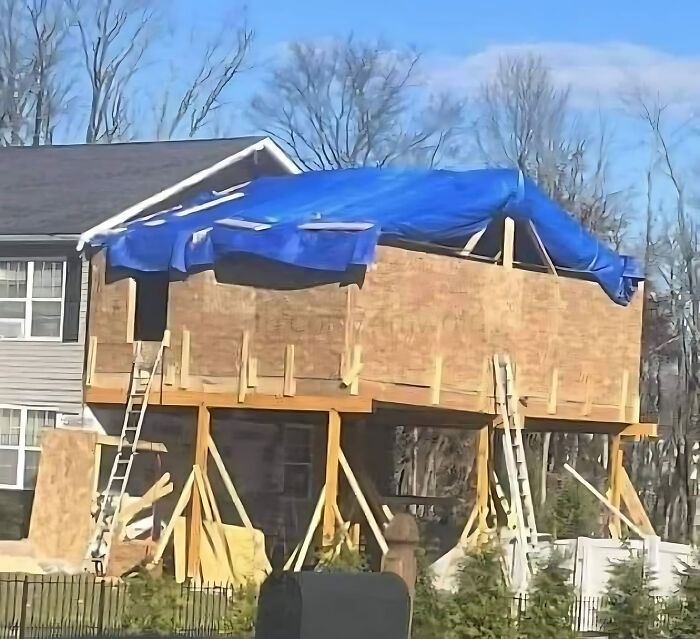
{"left": 0, "top": 258, "right": 88, "bottom": 415}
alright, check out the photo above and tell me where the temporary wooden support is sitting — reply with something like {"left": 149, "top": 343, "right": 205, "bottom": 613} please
{"left": 460, "top": 227, "right": 486, "bottom": 256}
{"left": 503, "top": 217, "right": 515, "bottom": 269}
{"left": 608, "top": 434, "right": 623, "bottom": 539}
{"left": 475, "top": 425, "right": 490, "bottom": 535}
{"left": 339, "top": 449, "right": 389, "bottom": 554}
{"left": 619, "top": 466, "right": 656, "bottom": 536}
{"left": 431, "top": 356, "right": 443, "bottom": 405}
{"left": 118, "top": 473, "right": 173, "bottom": 530}
{"left": 125, "top": 278, "right": 136, "bottom": 343}
{"left": 187, "top": 405, "right": 210, "bottom": 578}
{"left": 207, "top": 435, "right": 254, "bottom": 529}
{"left": 547, "top": 368, "right": 559, "bottom": 415}
{"left": 527, "top": 220, "right": 558, "bottom": 276}
{"left": 283, "top": 344, "right": 296, "bottom": 396}
{"left": 93, "top": 443, "right": 101, "bottom": 496}
{"left": 342, "top": 345, "right": 363, "bottom": 395}
{"left": 237, "top": 331, "right": 250, "bottom": 403}
{"left": 294, "top": 485, "right": 326, "bottom": 572}
{"left": 95, "top": 434, "right": 168, "bottom": 453}
{"left": 152, "top": 469, "right": 195, "bottom": 563}
{"left": 181, "top": 329, "right": 191, "bottom": 389}
{"left": 173, "top": 517, "right": 187, "bottom": 583}
{"left": 564, "top": 463, "right": 645, "bottom": 538}
{"left": 322, "top": 410, "right": 342, "bottom": 546}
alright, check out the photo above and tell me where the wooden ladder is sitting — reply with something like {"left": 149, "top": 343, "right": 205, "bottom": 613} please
{"left": 493, "top": 354, "right": 538, "bottom": 553}
{"left": 87, "top": 333, "right": 169, "bottom": 573}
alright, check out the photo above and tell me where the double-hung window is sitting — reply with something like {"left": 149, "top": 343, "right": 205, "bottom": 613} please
{"left": 0, "top": 406, "right": 57, "bottom": 489}
{"left": 0, "top": 260, "right": 66, "bottom": 340}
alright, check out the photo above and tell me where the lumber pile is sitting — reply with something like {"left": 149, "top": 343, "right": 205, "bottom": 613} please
{"left": 151, "top": 436, "right": 270, "bottom": 586}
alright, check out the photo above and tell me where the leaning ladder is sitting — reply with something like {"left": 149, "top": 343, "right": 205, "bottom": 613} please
{"left": 493, "top": 354, "right": 538, "bottom": 552}
{"left": 88, "top": 334, "right": 168, "bottom": 572}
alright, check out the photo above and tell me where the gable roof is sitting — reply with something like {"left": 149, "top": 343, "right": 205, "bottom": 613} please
{"left": 0, "top": 136, "right": 298, "bottom": 237}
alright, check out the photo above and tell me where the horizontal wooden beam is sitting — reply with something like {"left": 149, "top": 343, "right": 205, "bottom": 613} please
{"left": 86, "top": 386, "right": 373, "bottom": 413}
{"left": 95, "top": 434, "right": 168, "bottom": 452}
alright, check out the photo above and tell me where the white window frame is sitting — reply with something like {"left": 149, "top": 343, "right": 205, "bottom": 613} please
{"left": 0, "top": 259, "right": 67, "bottom": 341}
{"left": 0, "top": 404, "right": 59, "bottom": 490}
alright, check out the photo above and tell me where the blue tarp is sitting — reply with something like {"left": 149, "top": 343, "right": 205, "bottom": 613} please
{"left": 87, "top": 168, "right": 643, "bottom": 305}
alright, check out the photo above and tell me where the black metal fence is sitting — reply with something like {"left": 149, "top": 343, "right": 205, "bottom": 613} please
{"left": 0, "top": 574, "right": 248, "bottom": 638}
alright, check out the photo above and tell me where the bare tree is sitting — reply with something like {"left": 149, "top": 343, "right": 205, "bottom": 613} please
{"left": 153, "top": 19, "right": 253, "bottom": 140}
{"left": 66, "top": 0, "right": 154, "bottom": 143}
{"left": 476, "top": 55, "right": 630, "bottom": 247}
{"left": 250, "top": 37, "right": 463, "bottom": 170}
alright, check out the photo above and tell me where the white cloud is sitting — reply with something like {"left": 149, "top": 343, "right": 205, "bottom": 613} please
{"left": 423, "top": 42, "right": 700, "bottom": 109}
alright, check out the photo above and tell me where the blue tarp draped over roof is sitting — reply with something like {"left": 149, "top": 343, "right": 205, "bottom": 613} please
{"left": 86, "top": 167, "right": 643, "bottom": 305}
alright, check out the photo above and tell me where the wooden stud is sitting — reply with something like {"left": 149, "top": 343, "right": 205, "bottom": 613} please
{"left": 460, "top": 227, "right": 486, "bottom": 256}
{"left": 430, "top": 355, "right": 443, "bottom": 405}
{"left": 187, "top": 405, "right": 210, "bottom": 578}
{"left": 96, "top": 434, "right": 167, "bottom": 453}
{"left": 86, "top": 336, "right": 98, "bottom": 386}
{"left": 503, "top": 217, "right": 515, "bottom": 269}
{"left": 152, "top": 470, "right": 195, "bottom": 563}
{"left": 207, "top": 435, "right": 254, "bottom": 529}
{"left": 322, "top": 410, "right": 342, "bottom": 545}
{"left": 126, "top": 278, "right": 136, "bottom": 343}
{"left": 164, "top": 363, "right": 177, "bottom": 386}
{"left": 248, "top": 357, "right": 258, "bottom": 387}
{"left": 341, "top": 345, "right": 363, "bottom": 396}
{"left": 618, "top": 370, "right": 630, "bottom": 422}
{"left": 547, "top": 368, "right": 559, "bottom": 415}
{"left": 582, "top": 373, "right": 593, "bottom": 416}
{"left": 92, "top": 443, "right": 101, "bottom": 497}
{"left": 294, "top": 485, "right": 326, "bottom": 572}
{"left": 118, "top": 473, "right": 173, "bottom": 529}
{"left": 284, "top": 544, "right": 300, "bottom": 571}
{"left": 181, "top": 329, "right": 191, "bottom": 389}
{"left": 478, "top": 357, "right": 491, "bottom": 411}
{"left": 237, "top": 331, "right": 250, "bottom": 403}
{"left": 608, "top": 434, "right": 623, "bottom": 539}
{"left": 339, "top": 449, "right": 389, "bottom": 554}
{"left": 475, "top": 426, "right": 489, "bottom": 534}
{"left": 619, "top": 466, "right": 656, "bottom": 535}
{"left": 332, "top": 502, "right": 354, "bottom": 550}
{"left": 527, "top": 221, "right": 558, "bottom": 276}
{"left": 350, "top": 523, "right": 360, "bottom": 547}
{"left": 283, "top": 344, "right": 296, "bottom": 396}
{"left": 173, "top": 517, "right": 187, "bottom": 583}
{"left": 193, "top": 465, "right": 214, "bottom": 522}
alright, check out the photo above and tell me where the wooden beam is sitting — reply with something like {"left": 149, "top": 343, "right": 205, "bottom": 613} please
{"left": 283, "top": 344, "right": 296, "bottom": 396}
{"left": 564, "top": 463, "right": 645, "bottom": 538}
{"left": 126, "top": 278, "right": 136, "bottom": 343}
{"left": 620, "top": 422, "right": 658, "bottom": 438}
{"left": 322, "top": 410, "right": 342, "bottom": 545}
{"left": 503, "top": 217, "right": 515, "bottom": 269}
{"left": 207, "top": 435, "right": 253, "bottom": 529}
{"left": 92, "top": 443, "right": 101, "bottom": 496}
{"left": 527, "top": 220, "right": 558, "bottom": 276}
{"left": 181, "top": 329, "right": 191, "bottom": 389}
{"left": 237, "top": 331, "right": 250, "bottom": 403}
{"left": 608, "top": 434, "right": 623, "bottom": 539}
{"left": 95, "top": 434, "right": 168, "bottom": 453}
{"left": 460, "top": 227, "right": 486, "bottom": 256}
{"left": 430, "top": 355, "right": 443, "bottom": 405}
{"left": 619, "top": 466, "right": 656, "bottom": 536}
{"left": 187, "top": 405, "right": 210, "bottom": 578}
{"left": 294, "top": 485, "right": 326, "bottom": 572}
{"left": 339, "top": 449, "right": 389, "bottom": 554}
{"left": 152, "top": 470, "right": 194, "bottom": 564}
{"left": 547, "top": 368, "right": 559, "bottom": 415}
{"left": 118, "top": 473, "right": 173, "bottom": 528}
{"left": 475, "top": 425, "right": 489, "bottom": 534}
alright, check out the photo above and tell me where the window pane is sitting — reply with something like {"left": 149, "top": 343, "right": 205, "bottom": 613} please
{"left": 32, "top": 261, "right": 63, "bottom": 298}
{"left": 0, "top": 408, "right": 21, "bottom": 446}
{"left": 0, "top": 318, "right": 25, "bottom": 338}
{"left": 0, "top": 261, "right": 27, "bottom": 298}
{"left": 23, "top": 451, "right": 40, "bottom": 488}
{"left": 26, "top": 410, "right": 56, "bottom": 448}
{"left": 0, "top": 449, "right": 18, "bottom": 486}
{"left": 284, "top": 427, "right": 311, "bottom": 463}
{"left": 283, "top": 464, "right": 310, "bottom": 498}
{"left": 0, "top": 301, "right": 26, "bottom": 318}
{"left": 31, "top": 301, "right": 61, "bottom": 337}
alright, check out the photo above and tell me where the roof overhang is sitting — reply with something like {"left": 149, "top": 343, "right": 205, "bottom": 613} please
{"left": 77, "top": 137, "right": 299, "bottom": 251}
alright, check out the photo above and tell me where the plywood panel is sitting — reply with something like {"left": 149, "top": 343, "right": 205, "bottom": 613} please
{"left": 28, "top": 429, "right": 97, "bottom": 562}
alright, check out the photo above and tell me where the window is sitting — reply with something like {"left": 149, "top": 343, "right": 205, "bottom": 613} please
{"left": 0, "top": 406, "right": 57, "bottom": 489}
{"left": 282, "top": 426, "right": 312, "bottom": 499}
{"left": 0, "top": 260, "right": 65, "bottom": 340}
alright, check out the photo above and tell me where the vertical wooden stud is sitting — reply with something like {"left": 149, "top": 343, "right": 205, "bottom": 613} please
{"left": 476, "top": 426, "right": 490, "bottom": 535}
{"left": 248, "top": 357, "right": 258, "bottom": 387}
{"left": 608, "top": 434, "right": 623, "bottom": 539}
{"left": 582, "top": 373, "right": 593, "bottom": 416}
{"left": 283, "top": 344, "right": 296, "bottom": 396}
{"left": 547, "top": 368, "right": 559, "bottom": 415}
{"left": 503, "top": 217, "right": 515, "bottom": 269}
{"left": 181, "top": 329, "right": 191, "bottom": 389}
{"left": 619, "top": 370, "right": 630, "bottom": 422}
{"left": 322, "top": 410, "right": 342, "bottom": 545}
{"left": 430, "top": 355, "right": 443, "bottom": 405}
{"left": 92, "top": 443, "right": 102, "bottom": 497}
{"left": 187, "top": 404, "right": 210, "bottom": 578}
{"left": 126, "top": 278, "right": 136, "bottom": 343}
{"left": 237, "top": 331, "right": 250, "bottom": 403}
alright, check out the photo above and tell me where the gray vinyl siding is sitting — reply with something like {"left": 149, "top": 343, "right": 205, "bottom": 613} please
{"left": 0, "top": 258, "right": 88, "bottom": 415}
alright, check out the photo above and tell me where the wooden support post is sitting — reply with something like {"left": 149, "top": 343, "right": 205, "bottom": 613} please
{"left": 608, "top": 434, "right": 623, "bottom": 539}
{"left": 430, "top": 356, "right": 443, "bottom": 405}
{"left": 92, "top": 443, "right": 102, "bottom": 497}
{"left": 237, "top": 331, "right": 250, "bottom": 403}
{"left": 283, "top": 344, "right": 296, "bottom": 396}
{"left": 187, "top": 404, "right": 210, "bottom": 578}
{"left": 126, "top": 278, "right": 136, "bottom": 343}
{"left": 618, "top": 370, "right": 630, "bottom": 422}
{"left": 475, "top": 426, "right": 490, "bottom": 535}
{"left": 322, "top": 410, "right": 342, "bottom": 546}
{"left": 503, "top": 217, "right": 515, "bottom": 269}
{"left": 547, "top": 368, "right": 559, "bottom": 415}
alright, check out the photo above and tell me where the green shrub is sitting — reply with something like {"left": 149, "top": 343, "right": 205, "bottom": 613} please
{"left": 412, "top": 552, "right": 455, "bottom": 639}
{"left": 519, "top": 550, "right": 576, "bottom": 639}
{"left": 121, "top": 571, "right": 185, "bottom": 635}
{"left": 669, "top": 555, "right": 700, "bottom": 639}
{"left": 219, "top": 583, "right": 259, "bottom": 638}
{"left": 600, "top": 552, "right": 663, "bottom": 639}
{"left": 539, "top": 476, "right": 600, "bottom": 539}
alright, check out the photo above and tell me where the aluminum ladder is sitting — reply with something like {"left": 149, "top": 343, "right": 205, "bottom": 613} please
{"left": 493, "top": 354, "right": 538, "bottom": 552}
{"left": 88, "top": 333, "right": 168, "bottom": 573}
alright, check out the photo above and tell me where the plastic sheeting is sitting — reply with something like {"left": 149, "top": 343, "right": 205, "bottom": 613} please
{"left": 86, "top": 168, "right": 643, "bottom": 305}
